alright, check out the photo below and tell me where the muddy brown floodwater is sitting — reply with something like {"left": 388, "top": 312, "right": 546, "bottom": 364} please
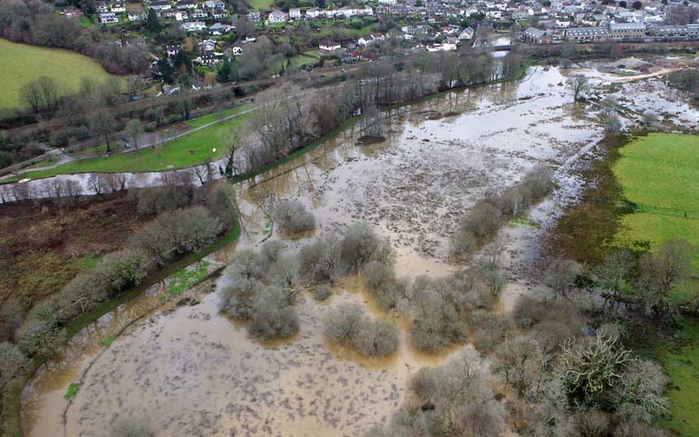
{"left": 22, "top": 67, "right": 607, "bottom": 437}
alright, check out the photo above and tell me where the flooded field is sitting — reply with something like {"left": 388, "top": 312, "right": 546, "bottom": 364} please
{"left": 22, "top": 67, "right": 610, "bottom": 437}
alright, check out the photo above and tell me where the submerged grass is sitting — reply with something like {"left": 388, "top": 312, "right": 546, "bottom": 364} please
{"left": 64, "top": 382, "right": 79, "bottom": 401}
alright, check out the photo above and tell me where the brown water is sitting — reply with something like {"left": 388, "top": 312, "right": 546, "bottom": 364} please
{"left": 21, "top": 67, "right": 607, "bottom": 437}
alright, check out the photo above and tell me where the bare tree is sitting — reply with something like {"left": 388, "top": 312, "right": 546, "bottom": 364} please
{"left": 565, "top": 75, "right": 591, "bottom": 102}
{"left": 89, "top": 109, "right": 116, "bottom": 152}
{"left": 126, "top": 119, "right": 145, "bottom": 149}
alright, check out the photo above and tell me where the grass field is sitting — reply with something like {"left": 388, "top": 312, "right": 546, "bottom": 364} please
{"left": 614, "top": 133, "right": 699, "bottom": 437}
{"left": 0, "top": 39, "right": 117, "bottom": 110}
{"left": 14, "top": 109, "right": 251, "bottom": 179}
{"left": 613, "top": 133, "right": 699, "bottom": 266}
{"left": 655, "top": 318, "right": 699, "bottom": 437}
{"left": 246, "top": 0, "right": 274, "bottom": 10}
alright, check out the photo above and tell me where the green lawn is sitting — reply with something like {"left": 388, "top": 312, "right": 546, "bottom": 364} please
{"left": 0, "top": 38, "right": 117, "bottom": 110}
{"left": 614, "top": 133, "right": 699, "bottom": 266}
{"left": 246, "top": 0, "right": 274, "bottom": 10}
{"left": 614, "top": 133, "right": 699, "bottom": 437}
{"left": 655, "top": 318, "right": 699, "bottom": 437}
{"left": 15, "top": 111, "right": 251, "bottom": 178}
{"left": 184, "top": 104, "right": 250, "bottom": 128}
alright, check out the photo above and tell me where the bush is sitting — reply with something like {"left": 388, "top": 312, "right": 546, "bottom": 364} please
{"left": 312, "top": 284, "right": 332, "bottom": 301}
{"left": 54, "top": 274, "right": 108, "bottom": 324}
{"left": 111, "top": 416, "right": 154, "bottom": 437}
{"left": 273, "top": 200, "right": 316, "bottom": 234}
{"left": 324, "top": 302, "right": 364, "bottom": 346}
{"left": 460, "top": 202, "right": 501, "bottom": 238}
{"left": 129, "top": 206, "right": 222, "bottom": 265}
{"left": 248, "top": 286, "right": 299, "bottom": 342}
{"left": 449, "top": 229, "right": 476, "bottom": 260}
{"left": 16, "top": 316, "right": 66, "bottom": 359}
{"left": 408, "top": 276, "right": 466, "bottom": 353}
{"left": 363, "top": 261, "right": 403, "bottom": 309}
{"left": 0, "top": 342, "right": 27, "bottom": 391}
{"left": 324, "top": 302, "right": 399, "bottom": 357}
{"left": 341, "top": 222, "right": 392, "bottom": 272}
{"left": 298, "top": 236, "right": 344, "bottom": 282}
{"left": 376, "top": 350, "right": 505, "bottom": 436}
{"left": 93, "top": 249, "right": 149, "bottom": 297}
{"left": 354, "top": 319, "right": 399, "bottom": 357}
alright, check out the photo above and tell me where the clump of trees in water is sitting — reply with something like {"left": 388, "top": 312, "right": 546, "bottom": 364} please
{"left": 324, "top": 302, "right": 399, "bottom": 357}
{"left": 450, "top": 165, "right": 553, "bottom": 260}
{"left": 220, "top": 242, "right": 300, "bottom": 342}
{"left": 273, "top": 200, "right": 316, "bottom": 234}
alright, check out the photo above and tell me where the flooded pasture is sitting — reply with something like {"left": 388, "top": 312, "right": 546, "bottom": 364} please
{"left": 22, "top": 67, "right": 610, "bottom": 437}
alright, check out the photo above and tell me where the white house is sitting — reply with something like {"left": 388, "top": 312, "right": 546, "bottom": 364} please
{"left": 319, "top": 41, "right": 341, "bottom": 52}
{"left": 181, "top": 21, "right": 206, "bottom": 31}
{"left": 110, "top": 2, "right": 126, "bottom": 13}
{"left": 175, "top": 11, "right": 188, "bottom": 21}
{"left": 99, "top": 12, "right": 118, "bottom": 23}
{"left": 266, "top": 10, "right": 287, "bottom": 25}
{"left": 128, "top": 12, "right": 145, "bottom": 21}
{"left": 149, "top": 1, "right": 172, "bottom": 11}
{"left": 306, "top": 7, "right": 321, "bottom": 18}
{"left": 289, "top": 8, "right": 302, "bottom": 19}
{"left": 204, "top": 0, "right": 225, "bottom": 8}
{"left": 191, "top": 9, "right": 207, "bottom": 19}
{"left": 458, "top": 27, "right": 474, "bottom": 40}
{"left": 378, "top": 0, "right": 396, "bottom": 5}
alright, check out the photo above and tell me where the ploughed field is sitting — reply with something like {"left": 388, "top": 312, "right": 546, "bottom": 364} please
{"left": 22, "top": 67, "right": 606, "bottom": 436}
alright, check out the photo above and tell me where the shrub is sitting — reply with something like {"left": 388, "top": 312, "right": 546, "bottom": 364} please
{"left": 408, "top": 276, "right": 466, "bottom": 353}
{"left": 93, "top": 249, "right": 149, "bottom": 297}
{"left": 54, "top": 274, "right": 108, "bottom": 324}
{"left": 111, "top": 416, "right": 154, "bottom": 437}
{"left": 324, "top": 303, "right": 364, "bottom": 346}
{"left": 16, "top": 316, "right": 66, "bottom": 359}
{"left": 363, "top": 261, "right": 403, "bottom": 309}
{"left": 577, "top": 410, "right": 610, "bottom": 437}
{"left": 273, "top": 200, "right": 316, "bottom": 233}
{"left": 324, "top": 302, "right": 399, "bottom": 357}
{"left": 0, "top": 342, "right": 27, "bottom": 391}
{"left": 376, "top": 350, "right": 505, "bottom": 437}
{"left": 341, "top": 222, "right": 392, "bottom": 272}
{"left": 460, "top": 201, "right": 501, "bottom": 238}
{"left": 298, "top": 236, "right": 344, "bottom": 282}
{"left": 522, "top": 165, "right": 553, "bottom": 199}
{"left": 354, "top": 319, "right": 399, "bottom": 357}
{"left": 129, "top": 207, "right": 222, "bottom": 264}
{"left": 449, "top": 229, "right": 476, "bottom": 260}
{"left": 492, "top": 335, "right": 545, "bottom": 398}
{"left": 248, "top": 286, "right": 299, "bottom": 342}
{"left": 312, "top": 284, "right": 332, "bottom": 301}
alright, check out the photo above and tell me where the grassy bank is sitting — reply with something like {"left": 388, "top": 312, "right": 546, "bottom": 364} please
{"left": 613, "top": 133, "right": 699, "bottom": 266}
{"left": 0, "top": 39, "right": 117, "bottom": 110}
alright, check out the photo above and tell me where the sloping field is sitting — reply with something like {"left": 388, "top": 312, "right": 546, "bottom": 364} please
{"left": 614, "top": 133, "right": 699, "bottom": 266}
{"left": 0, "top": 39, "right": 116, "bottom": 109}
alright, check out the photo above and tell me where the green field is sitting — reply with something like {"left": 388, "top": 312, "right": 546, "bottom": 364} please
{"left": 655, "top": 318, "right": 699, "bottom": 437}
{"left": 0, "top": 39, "right": 117, "bottom": 110}
{"left": 614, "top": 133, "right": 699, "bottom": 437}
{"left": 246, "top": 0, "right": 274, "bottom": 10}
{"left": 614, "top": 133, "right": 699, "bottom": 266}
{"left": 13, "top": 110, "right": 251, "bottom": 179}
